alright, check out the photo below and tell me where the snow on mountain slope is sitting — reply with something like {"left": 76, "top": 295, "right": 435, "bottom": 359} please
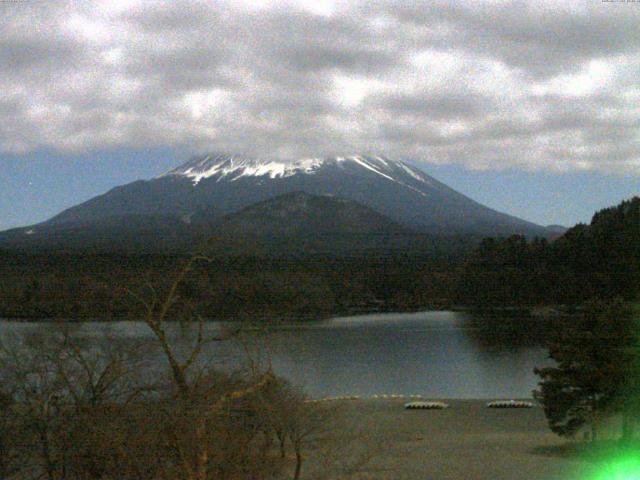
{"left": 164, "top": 153, "right": 435, "bottom": 195}
{"left": 165, "top": 153, "right": 324, "bottom": 184}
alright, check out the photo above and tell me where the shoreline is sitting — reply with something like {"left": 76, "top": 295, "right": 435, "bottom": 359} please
{"left": 0, "top": 304, "right": 570, "bottom": 323}
{"left": 308, "top": 395, "right": 537, "bottom": 402}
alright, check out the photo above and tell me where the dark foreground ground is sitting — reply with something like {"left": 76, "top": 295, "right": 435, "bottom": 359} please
{"left": 305, "top": 399, "right": 599, "bottom": 480}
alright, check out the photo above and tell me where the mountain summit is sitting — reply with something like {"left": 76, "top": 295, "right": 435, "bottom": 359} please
{"left": 164, "top": 153, "right": 437, "bottom": 192}
{"left": 0, "top": 153, "right": 552, "bottom": 252}
{"left": 155, "top": 153, "right": 547, "bottom": 236}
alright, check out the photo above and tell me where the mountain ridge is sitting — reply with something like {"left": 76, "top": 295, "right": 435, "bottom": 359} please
{"left": 0, "top": 153, "right": 555, "bottom": 253}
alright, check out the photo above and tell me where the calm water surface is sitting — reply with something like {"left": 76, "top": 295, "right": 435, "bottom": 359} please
{"left": 0, "top": 311, "right": 552, "bottom": 399}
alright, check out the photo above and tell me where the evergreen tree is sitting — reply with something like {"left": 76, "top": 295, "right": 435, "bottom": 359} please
{"left": 534, "top": 299, "right": 638, "bottom": 441}
{"left": 619, "top": 302, "right": 640, "bottom": 443}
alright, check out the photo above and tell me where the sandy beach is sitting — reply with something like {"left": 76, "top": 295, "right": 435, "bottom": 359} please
{"left": 305, "top": 399, "right": 599, "bottom": 480}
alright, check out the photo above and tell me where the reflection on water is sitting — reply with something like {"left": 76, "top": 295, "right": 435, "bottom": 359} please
{"left": 459, "top": 311, "right": 556, "bottom": 352}
{"left": 0, "top": 311, "right": 554, "bottom": 399}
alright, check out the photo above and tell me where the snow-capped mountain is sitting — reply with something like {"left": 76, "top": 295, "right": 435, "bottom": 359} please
{"left": 164, "top": 153, "right": 436, "bottom": 194}
{"left": 0, "top": 153, "right": 552, "bottom": 253}
{"left": 165, "top": 153, "right": 328, "bottom": 184}
{"left": 161, "top": 153, "right": 547, "bottom": 236}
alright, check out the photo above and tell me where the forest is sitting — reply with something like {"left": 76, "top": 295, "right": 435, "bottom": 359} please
{"left": 0, "top": 252, "right": 457, "bottom": 320}
{"left": 0, "top": 196, "right": 638, "bottom": 320}
{"left": 458, "top": 196, "right": 640, "bottom": 307}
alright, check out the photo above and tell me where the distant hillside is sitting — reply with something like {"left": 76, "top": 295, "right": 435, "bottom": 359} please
{"left": 200, "top": 192, "right": 442, "bottom": 257}
{"left": 0, "top": 215, "right": 202, "bottom": 254}
{"left": 545, "top": 225, "right": 568, "bottom": 235}
{"left": 213, "top": 191, "right": 409, "bottom": 236}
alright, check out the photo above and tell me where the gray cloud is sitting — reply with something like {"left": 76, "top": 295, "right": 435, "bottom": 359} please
{"left": 379, "top": 1, "right": 640, "bottom": 78}
{"left": 374, "top": 92, "right": 491, "bottom": 120}
{"left": 0, "top": 0, "right": 638, "bottom": 174}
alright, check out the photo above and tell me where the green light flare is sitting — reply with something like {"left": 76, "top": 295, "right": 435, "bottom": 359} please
{"left": 591, "top": 455, "right": 640, "bottom": 480}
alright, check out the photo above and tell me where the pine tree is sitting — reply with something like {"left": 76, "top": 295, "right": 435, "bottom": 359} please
{"left": 534, "top": 299, "right": 638, "bottom": 441}
{"left": 619, "top": 302, "right": 640, "bottom": 443}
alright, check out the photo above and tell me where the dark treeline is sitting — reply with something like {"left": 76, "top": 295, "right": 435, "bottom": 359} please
{"left": 457, "top": 197, "right": 640, "bottom": 307}
{"left": 0, "top": 251, "right": 458, "bottom": 320}
{"left": 1, "top": 196, "right": 638, "bottom": 320}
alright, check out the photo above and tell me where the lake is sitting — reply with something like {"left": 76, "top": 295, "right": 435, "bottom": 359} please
{"left": 0, "top": 310, "right": 553, "bottom": 399}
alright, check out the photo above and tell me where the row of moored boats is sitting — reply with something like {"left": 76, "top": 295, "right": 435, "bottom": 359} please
{"left": 305, "top": 396, "right": 535, "bottom": 409}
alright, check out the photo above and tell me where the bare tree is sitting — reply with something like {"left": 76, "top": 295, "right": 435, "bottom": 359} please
{"left": 0, "top": 329, "right": 69, "bottom": 480}
{"left": 0, "top": 324, "right": 156, "bottom": 480}
{"left": 288, "top": 397, "right": 330, "bottom": 480}
{"left": 128, "top": 256, "right": 280, "bottom": 480}
{"left": 59, "top": 326, "right": 151, "bottom": 408}
{"left": 0, "top": 254, "right": 385, "bottom": 480}
{"left": 54, "top": 327, "right": 154, "bottom": 479}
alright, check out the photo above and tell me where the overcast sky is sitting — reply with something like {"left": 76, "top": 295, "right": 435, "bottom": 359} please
{"left": 1, "top": 0, "right": 638, "bottom": 229}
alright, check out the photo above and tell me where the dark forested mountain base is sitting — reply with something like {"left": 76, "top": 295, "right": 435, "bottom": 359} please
{"left": 1, "top": 196, "right": 637, "bottom": 320}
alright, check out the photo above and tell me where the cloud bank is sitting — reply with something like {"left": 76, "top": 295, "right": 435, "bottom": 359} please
{"left": 1, "top": 0, "right": 639, "bottom": 174}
